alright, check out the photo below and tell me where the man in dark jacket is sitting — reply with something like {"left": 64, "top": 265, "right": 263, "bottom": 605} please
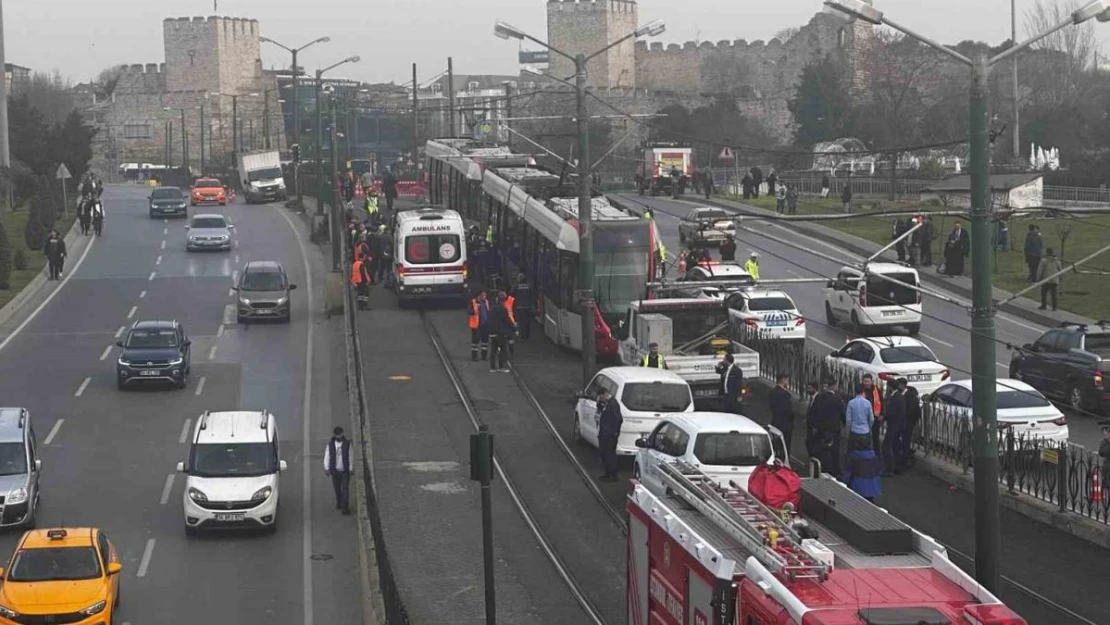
{"left": 719, "top": 235, "right": 737, "bottom": 262}
{"left": 902, "top": 382, "right": 921, "bottom": 467}
{"left": 1024, "top": 224, "right": 1043, "bottom": 283}
{"left": 44, "top": 231, "right": 67, "bottom": 280}
{"left": 768, "top": 373, "right": 795, "bottom": 452}
{"left": 807, "top": 377, "right": 844, "bottom": 477}
{"left": 366, "top": 228, "right": 385, "bottom": 284}
{"left": 920, "top": 216, "right": 936, "bottom": 266}
{"left": 512, "top": 274, "right": 533, "bottom": 339}
{"left": 596, "top": 387, "right": 623, "bottom": 482}
{"left": 882, "top": 380, "right": 909, "bottom": 475}
{"left": 487, "top": 291, "right": 516, "bottom": 372}
{"left": 381, "top": 168, "right": 398, "bottom": 214}
{"left": 718, "top": 354, "right": 745, "bottom": 414}
{"left": 893, "top": 218, "right": 908, "bottom": 262}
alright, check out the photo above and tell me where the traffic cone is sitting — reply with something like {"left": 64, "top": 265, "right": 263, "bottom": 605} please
{"left": 1093, "top": 469, "right": 1103, "bottom": 504}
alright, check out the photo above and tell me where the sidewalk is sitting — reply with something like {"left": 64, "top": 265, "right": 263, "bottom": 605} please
{"left": 702, "top": 195, "right": 1095, "bottom": 329}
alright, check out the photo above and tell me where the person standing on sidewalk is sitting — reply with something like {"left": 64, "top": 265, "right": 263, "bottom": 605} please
{"left": 807, "top": 377, "right": 844, "bottom": 477}
{"left": 512, "top": 274, "right": 532, "bottom": 339}
{"left": 775, "top": 184, "right": 787, "bottom": 214}
{"left": 44, "top": 231, "right": 67, "bottom": 280}
{"left": 323, "top": 426, "right": 353, "bottom": 515}
{"left": 846, "top": 383, "right": 875, "bottom": 453}
{"left": 1024, "top": 224, "right": 1043, "bottom": 283}
{"left": 768, "top": 373, "right": 795, "bottom": 452}
{"left": 596, "top": 387, "right": 623, "bottom": 482}
{"left": 1036, "top": 247, "right": 1063, "bottom": 311}
{"left": 468, "top": 291, "right": 491, "bottom": 362}
{"left": 786, "top": 185, "right": 798, "bottom": 215}
{"left": 861, "top": 373, "right": 884, "bottom": 454}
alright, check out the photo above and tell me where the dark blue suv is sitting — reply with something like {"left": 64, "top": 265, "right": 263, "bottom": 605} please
{"left": 116, "top": 320, "right": 192, "bottom": 390}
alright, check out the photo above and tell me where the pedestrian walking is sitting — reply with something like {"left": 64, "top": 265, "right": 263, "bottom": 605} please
{"left": 786, "top": 185, "right": 798, "bottom": 215}
{"left": 741, "top": 172, "right": 754, "bottom": 199}
{"left": 843, "top": 435, "right": 882, "bottom": 502}
{"left": 717, "top": 353, "right": 745, "bottom": 414}
{"left": 512, "top": 274, "right": 532, "bottom": 339}
{"left": 595, "top": 387, "right": 623, "bottom": 482}
{"left": 768, "top": 373, "right": 795, "bottom": 452}
{"left": 703, "top": 169, "right": 713, "bottom": 199}
{"left": 44, "top": 231, "right": 66, "bottom": 280}
{"left": 468, "top": 291, "right": 491, "bottom": 362}
{"left": 775, "top": 184, "right": 787, "bottom": 214}
{"left": 360, "top": 170, "right": 375, "bottom": 198}
{"left": 323, "top": 427, "right": 353, "bottom": 515}
{"left": 1024, "top": 224, "right": 1043, "bottom": 282}
{"left": 1036, "top": 247, "right": 1063, "bottom": 311}
{"left": 840, "top": 183, "right": 853, "bottom": 213}
{"left": 381, "top": 168, "right": 398, "bottom": 215}
{"left": 351, "top": 253, "right": 371, "bottom": 310}
{"left": 487, "top": 291, "right": 515, "bottom": 372}
{"left": 719, "top": 235, "right": 737, "bottom": 262}
{"left": 882, "top": 380, "right": 909, "bottom": 475}
{"left": 820, "top": 174, "right": 831, "bottom": 199}
{"left": 806, "top": 377, "right": 844, "bottom": 477}
{"left": 78, "top": 198, "right": 91, "bottom": 235}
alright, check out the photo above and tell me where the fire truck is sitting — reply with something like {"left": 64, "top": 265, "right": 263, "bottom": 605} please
{"left": 627, "top": 461, "right": 1028, "bottom": 625}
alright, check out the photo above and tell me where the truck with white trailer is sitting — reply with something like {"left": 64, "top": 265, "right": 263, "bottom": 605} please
{"left": 237, "top": 150, "right": 288, "bottom": 203}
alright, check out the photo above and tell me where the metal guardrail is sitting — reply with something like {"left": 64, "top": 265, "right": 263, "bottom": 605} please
{"left": 733, "top": 327, "right": 1110, "bottom": 526}
{"left": 1043, "top": 185, "right": 1110, "bottom": 205}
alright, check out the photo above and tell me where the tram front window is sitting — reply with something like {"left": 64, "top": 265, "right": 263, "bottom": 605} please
{"left": 594, "top": 249, "right": 649, "bottom": 315}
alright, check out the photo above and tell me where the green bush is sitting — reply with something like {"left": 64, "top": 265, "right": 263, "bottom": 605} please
{"left": 31, "top": 183, "right": 57, "bottom": 231}
{"left": 0, "top": 219, "right": 12, "bottom": 289}
{"left": 24, "top": 207, "right": 47, "bottom": 251}
{"left": 13, "top": 248, "right": 27, "bottom": 271}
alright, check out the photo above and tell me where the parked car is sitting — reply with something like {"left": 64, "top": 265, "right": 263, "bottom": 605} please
{"left": 922, "top": 379, "right": 1069, "bottom": 448}
{"left": 574, "top": 366, "right": 694, "bottom": 456}
{"left": 633, "top": 412, "right": 789, "bottom": 495}
{"left": 725, "top": 289, "right": 806, "bottom": 343}
{"left": 825, "top": 336, "right": 949, "bottom": 395}
{"left": 678, "top": 207, "right": 735, "bottom": 246}
{"left": 823, "top": 263, "right": 922, "bottom": 335}
{"left": 1009, "top": 321, "right": 1110, "bottom": 413}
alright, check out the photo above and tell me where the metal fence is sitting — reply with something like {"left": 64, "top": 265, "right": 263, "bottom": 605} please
{"left": 343, "top": 228, "right": 411, "bottom": 622}
{"left": 707, "top": 169, "right": 933, "bottom": 199}
{"left": 734, "top": 328, "right": 1110, "bottom": 526}
{"left": 1043, "top": 185, "right": 1110, "bottom": 205}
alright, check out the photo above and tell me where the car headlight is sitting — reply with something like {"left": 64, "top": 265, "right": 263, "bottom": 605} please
{"left": 80, "top": 600, "right": 106, "bottom": 616}
{"left": 218, "top": 234, "right": 229, "bottom": 241}
{"left": 251, "top": 486, "right": 273, "bottom": 501}
{"left": 187, "top": 487, "right": 207, "bottom": 502}
{"left": 239, "top": 298, "right": 251, "bottom": 306}
{"left": 6, "top": 488, "right": 27, "bottom": 505}
{"left": 118, "top": 356, "right": 131, "bottom": 365}
{"left": 0, "top": 605, "right": 19, "bottom": 618}
{"left": 275, "top": 297, "right": 288, "bottom": 306}
{"left": 168, "top": 357, "right": 183, "bottom": 365}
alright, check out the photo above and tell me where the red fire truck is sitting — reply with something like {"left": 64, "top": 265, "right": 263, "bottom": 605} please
{"left": 627, "top": 461, "right": 1028, "bottom": 625}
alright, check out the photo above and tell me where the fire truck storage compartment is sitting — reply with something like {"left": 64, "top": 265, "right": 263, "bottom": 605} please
{"left": 800, "top": 478, "right": 914, "bottom": 555}
{"left": 858, "top": 606, "right": 951, "bottom": 625}
{"left": 635, "top": 313, "right": 673, "bottom": 354}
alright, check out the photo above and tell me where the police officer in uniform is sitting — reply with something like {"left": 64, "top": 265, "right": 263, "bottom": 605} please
{"left": 596, "top": 387, "right": 623, "bottom": 482}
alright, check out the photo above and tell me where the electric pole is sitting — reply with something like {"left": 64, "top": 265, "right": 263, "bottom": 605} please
{"left": 574, "top": 53, "right": 596, "bottom": 388}
{"left": 199, "top": 102, "right": 206, "bottom": 174}
{"left": 504, "top": 82, "right": 513, "bottom": 149}
{"left": 411, "top": 63, "right": 418, "bottom": 169}
{"left": 448, "top": 57, "right": 456, "bottom": 138}
{"left": 0, "top": 0, "right": 12, "bottom": 175}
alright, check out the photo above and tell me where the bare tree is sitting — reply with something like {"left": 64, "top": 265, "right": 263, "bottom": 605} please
{"left": 23, "top": 71, "right": 75, "bottom": 125}
{"left": 1024, "top": 0, "right": 1101, "bottom": 108}
{"left": 773, "top": 27, "right": 800, "bottom": 43}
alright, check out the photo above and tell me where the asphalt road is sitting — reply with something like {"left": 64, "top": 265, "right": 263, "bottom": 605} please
{"left": 0, "top": 185, "right": 359, "bottom": 624}
{"left": 610, "top": 193, "right": 1106, "bottom": 450}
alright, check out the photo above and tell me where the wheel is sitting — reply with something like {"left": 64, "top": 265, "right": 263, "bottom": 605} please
{"left": 176, "top": 372, "right": 188, "bottom": 390}
{"left": 149, "top": 211, "right": 156, "bottom": 219}
{"left": 632, "top": 463, "right": 641, "bottom": 481}
{"left": 1067, "top": 382, "right": 1085, "bottom": 411}
{"left": 184, "top": 524, "right": 197, "bottom": 537}
{"left": 906, "top": 323, "right": 921, "bottom": 336}
{"left": 572, "top": 413, "right": 582, "bottom": 443}
{"left": 824, "top": 302, "right": 837, "bottom": 325}
{"left": 283, "top": 310, "right": 292, "bottom": 324}
{"left": 114, "top": 578, "right": 120, "bottom": 607}
{"left": 851, "top": 312, "right": 864, "bottom": 336}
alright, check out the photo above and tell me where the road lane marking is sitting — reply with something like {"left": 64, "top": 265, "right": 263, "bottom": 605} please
{"left": 786, "top": 269, "right": 801, "bottom": 277}
{"left": 160, "top": 240, "right": 166, "bottom": 249}
{"left": 179, "top": 419, "right": 192, "bottom": 444}
{"left": 216, "top": 325, "right": 225, "bottom": 338}
{"left": 115, "top": 325, "right": 126, "bottom": 338}
{"left": 228, "top": 288, "right": 234, "bottom": 297}
{"left": 920, "top": 333, "right": 955, "bottom": 348}
{"left": 0, "top": 235, "right": 97, "bottom": 354}
{"left": 44, "top": 419, "right": 64, "bottom": 445}
{"left": 156, "top": 255, "right": 162, "bottom": 265}
{"left": 235, "top": 254, "right": 240, "bottom": 264}
{"left": 163, "top": 227, "right": 168, "bottom": 235}
{"left": 99, "top": 345, "right": 113, "bottom": 361}
{"left": 223, "top": 304, "right": 236, "bottom": 324}
{"left": 275, "top": 204, "right": 317, "bottom": 625}
{"left": 148, "top": 271, "right": 156, "bottom": 281}
{"left": 998, "top": 313, "right": 1042, "bottom": 332}
{"left": 75, "top": 378, "right": 91, "bottom": 397}
{"left": 139, "top": 290, "right": 146, "bottom": 299}
{"left": 208, "top": 345, "right": 218, "bottom": 360}
{"left": 810, "top": 337, "right": 839, "bottom": 351}
{"left": 194, "top": 376, "right": 206, "bottom": 396}
{"left": 127, "top": 305, "right": 137, "bottom": 319}
{"left": 232, "top": 270, "right": 239, "bottom": 282}
{"left": 137, "top": 539, "right": 155, "bottom": 577}
{"left": 163, "top": 218, "right": 168, "bottom": 224}
{"left": 159, "top": 474, "right": 175, "bottom": 505}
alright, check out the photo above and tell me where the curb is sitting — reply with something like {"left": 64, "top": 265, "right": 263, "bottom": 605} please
{"left": 0, "top": 217, "right": 84, "bottom": 330}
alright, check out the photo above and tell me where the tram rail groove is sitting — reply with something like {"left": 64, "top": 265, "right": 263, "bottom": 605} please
{"left": 422, "top": 312, "right": 611, "bottom": 625}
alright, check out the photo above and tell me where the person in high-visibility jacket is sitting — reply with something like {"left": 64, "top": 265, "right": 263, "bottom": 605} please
{"left": 745, "top": 252, "right": 761, "bottom": 281}
{"left": 503, "top": 290, "right": 517, "bottom": 356}
{"left": 364, "top": 191, "right": 379, "bottom": 220}
{"left": 485, "top": 224, "right": 494, "bottom": 245}
{"left": 468, "top": 291, "right": 492, "bottom": 361}
{"left": 640, "top": 343, "right": 668, "bottom": 369}
{"left": 351, "top": 254, "right": 372, "bottom": 310}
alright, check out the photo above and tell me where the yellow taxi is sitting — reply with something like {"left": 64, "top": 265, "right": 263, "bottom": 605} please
{"left": 191, "top": 177, "right": 227, "bottom": 206}
{"left": 0, "top": 528, "right": 121, "bottom": 624}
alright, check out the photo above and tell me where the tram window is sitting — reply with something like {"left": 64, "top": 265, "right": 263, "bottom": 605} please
{"left": 540, "top": 240, "right": 558, "bottom": 306}
{"left": 560, "top": 252, "right": 579, "bottom": 313}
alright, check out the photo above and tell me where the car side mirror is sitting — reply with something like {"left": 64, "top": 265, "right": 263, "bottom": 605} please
{"left": 107, "top": 562, "right": 123, "bottom": 575}
{"left": 289, "top": 284, "right": 297, "bottom": 290}
{"left": 231, "top": 286, "right": 239, "bottom": 291}
{"left": 228, "top": 224, "right": 236, "bottom": 229}
{"left": 279, "top": 460, "right": 289, "bottom": 471}
{"left": 634, "top": 438, "right": 647, "bottom": 448}
{"left": 34, "top": 459, "right": 41, "bottom": 472}
{"left": 830, "top": 350, "right": 838, "bottom": 357}
{"left": 183, "top": 340, "right": 192, "bottom": 346}
{"left": 176, "top": 461, "right": 186, "bottom": 473}
{"left": 1023, "top": 343, "right": 1035, "bottom": 352}
{"left": 115, "top": 340, "right": 123, "bottom": 347}
{"left": 184, "top": 225, "right": 190, "bottom": 229}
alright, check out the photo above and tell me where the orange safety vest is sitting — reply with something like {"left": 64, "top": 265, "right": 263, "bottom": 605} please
{"left": 866, "top": 386, "right": 883, "bottom": 417}
{"left": 468, "top": 298, "right": 489, "bottom": 329}
{"left": 504, "top": 295, "right": 516, "bottom": 325}
{"left": 351, "top": 260, "right": 365, "bottom": 285}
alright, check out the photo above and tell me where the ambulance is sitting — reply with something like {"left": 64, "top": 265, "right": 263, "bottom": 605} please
{"left": 393, "top": 208, "right": 468, "bottom": 304}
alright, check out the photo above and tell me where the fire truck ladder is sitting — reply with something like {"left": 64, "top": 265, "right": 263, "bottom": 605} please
{"left": 657, "top": 461, "right": 829, "bottom": 583}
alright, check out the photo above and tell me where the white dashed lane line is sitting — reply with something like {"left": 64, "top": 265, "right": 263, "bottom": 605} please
{"left": 156, "top": 255, "right": 162, "bottom": 265}
{"left": 159, "top": 474, "right": 175, "bottom": 505}
{"left": 43, "top": 419, "right": 64, "bottom": 445}
{"left": 208, "top": 345, "right": 218, "bottom": 360}
{"left": 139, "top": 290, "right": 147, "bottom": 299}
{"left": 232, "top": 270, "right": 239, "bottom": 282}
{"left": 920, "top": 333, "right": 955, "bottom": 348}
{"left": 127, "top": 306, "right": 137, "bottom": 319}
{"left": 228, "top": 288, "right": 234, "bottom": 297}
{"left": 163, "top": 227, "right": 168, "bottom": 235}
{"left": 149, "top": 271, "right": 157, "bottom": 281}
{"left": 137, "top": 539, "right": 156, "bottom": 578}
{"left": 234, "top": 254, "right": 240, "bottom": 264}
{"left": 99, "top": 345, "right": 112, "bottom": 361}
{"left": 161, "top": 240, "right": 166, "bottom": 249}
{"left": 194, "top": 376, "right": 206, "bottom": 396}
{"left": 115, "top": 326, "right": 126, "bottom": 338}
{"left": 216, "top": 325, "right": 225, "bottom": 338}
{"left": 178, "top": 419, "right": 192, "bottom": 444}
{"left": 74, "top": 377, "right": 91, "bottom": 397}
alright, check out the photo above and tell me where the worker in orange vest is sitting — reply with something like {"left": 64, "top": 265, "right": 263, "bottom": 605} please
{"left": 468, "top": 291, "right": 491, "bottom": 361}
{"left": 351, "top": 254, "right": 372, "bottom": 310}
{"left": 503, "top": 290, "right": 517, "bottom": 356}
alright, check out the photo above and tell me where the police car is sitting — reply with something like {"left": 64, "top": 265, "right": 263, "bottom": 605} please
{"left": 724, "top": 288, "right": 805, "bottom": 343}
{"left": 677, "top": 262, "right": 755, "bottom": 300}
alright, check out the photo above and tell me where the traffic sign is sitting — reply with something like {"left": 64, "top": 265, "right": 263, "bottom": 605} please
{"left": 717, "top": 147, "right": 734, "bottom": 161}
{"left": 55, "top": 163, "right": 72, "bottom": 179}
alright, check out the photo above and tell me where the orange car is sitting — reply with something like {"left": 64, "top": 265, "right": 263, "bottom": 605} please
{"left": 191, "top": 177, "right": 227, "bottom": 205}
{"left": 0, "top": 528, "right": 122, "bottom": 624}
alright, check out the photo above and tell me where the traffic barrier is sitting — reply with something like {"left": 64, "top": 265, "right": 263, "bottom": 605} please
{"left": 370, "top": 180, "right": 426, "bottom": 199}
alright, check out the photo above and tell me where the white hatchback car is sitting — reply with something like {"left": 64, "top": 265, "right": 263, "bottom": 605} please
{"left": 574, "top": 367, "right": 694, "bottom": 456}
{"left": 632, "top": 412, "right": 789, "bottom": 495}
{"left": 178, "top": 411, "right": 288, "bottom": 535}
{"left": 825, "top": 336, "right": 949, "bottom": 395}
{"left": 924, "top": 379, "right": 1069, "bottom": 447}
{"left": 824, "top": 263, "right": 923, "bottom": 335}
{"left": 725, "top": 289, "right": 806, "bottom": 343}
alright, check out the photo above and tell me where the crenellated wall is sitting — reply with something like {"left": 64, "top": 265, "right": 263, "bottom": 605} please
{"left": 163, "top": 16, "right": 261, "bottom": 95}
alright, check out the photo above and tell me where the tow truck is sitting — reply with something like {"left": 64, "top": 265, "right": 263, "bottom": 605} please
{"left": 617, "top": 298, "right": 759, "bottom": 404}
{"left": 627, "top": 460, "right": 1028, "bottom": 625}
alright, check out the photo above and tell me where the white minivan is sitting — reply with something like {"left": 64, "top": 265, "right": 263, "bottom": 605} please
{"left": 574, "top": 366, "right": 694, "bottom": 456}
{"left": 393, "top": 208, "right": 468, "bottom": 304}
{"left": 824, "top": 263, "right": 922, "bottom": 335}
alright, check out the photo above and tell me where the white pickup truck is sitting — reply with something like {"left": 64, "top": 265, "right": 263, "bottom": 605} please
{"left": 617, "top": 298, "right": 760, "bottom": 404}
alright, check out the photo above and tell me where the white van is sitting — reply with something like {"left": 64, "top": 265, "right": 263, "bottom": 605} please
{"left": 823, "top": 263, "right": 923, "bottom": 335}
{"left": 393, "top": 208, "right": 468, "bottom": 304}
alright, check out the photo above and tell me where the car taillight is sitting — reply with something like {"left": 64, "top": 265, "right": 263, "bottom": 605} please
{"left": 941, "top": 369, "right": 951, "bottom": 380}
{"left": 744, "top": 319, "right": 759, "bottom": 328}
{"left": 859, "top": 284, "right": 867, "bottom": 306}
{"left": 795, "top": 317, "right": 805, "bottom": 326}
{"left": 1096, "top": 370, "right": 1104, "bottom": 390}
{"left": 397, "top": 266, "right": 406, "bottom": 277}
{"left": 1051, "top": 417, "right": 1068, "bottom": 426}
{"left": 461, "top": 262, "right": 468, "bottom": 280}
{"left": 916, "top": 289, "right": 922, "bottom": 304}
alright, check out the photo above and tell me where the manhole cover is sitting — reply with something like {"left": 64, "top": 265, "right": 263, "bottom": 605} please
{"left": 310, "top": 554, "right": 334, "bottom": 561}
{"left": 470, "top": 399, "right": 500, "bottom": 410}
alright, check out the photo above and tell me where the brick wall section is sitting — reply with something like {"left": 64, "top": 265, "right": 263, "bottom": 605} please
{"left": 547, "top": 0, "right": 638, "bottom": 89}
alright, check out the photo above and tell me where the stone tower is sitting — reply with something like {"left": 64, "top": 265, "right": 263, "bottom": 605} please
{"left": 163, "top": 16, "right": 262, "bottom": 94}
{"left": 547, "top": 0, "right": 639, "bottom": 89}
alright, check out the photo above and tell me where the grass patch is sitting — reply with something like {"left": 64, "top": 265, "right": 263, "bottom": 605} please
{"left": 0, "top": 208, "right": 77, "bottom": 311}
{"left": 723, "top": 193, "right": 1110, "bottom": 320}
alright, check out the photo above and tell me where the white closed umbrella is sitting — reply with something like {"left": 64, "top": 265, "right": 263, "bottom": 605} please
{"left": 869, "top": 160, "right": 875, "bottom": 176}
{"left": 1030, "top": 143, "right": 1037, "bottom": 168}
{"left": 954, "top": 158, "right": 962, "bottom": 174}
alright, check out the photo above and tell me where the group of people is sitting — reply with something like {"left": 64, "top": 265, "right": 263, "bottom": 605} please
{"left": 77, "top": 173, "right": 105, "bottom": 237}
{"left": 466, "top": 276, "right": 532, "bottom": 372}
{"left": 889, "top": 215, "right": 936, "bottom": 268}
{"left": 348, "top": 214, "right": 394, "bottom": 310}
{"left": 1022, "top": 224, "right": 1067, "bottom": 311}
{"left": 339, "top": 168, "right": 399, "bottom": 214}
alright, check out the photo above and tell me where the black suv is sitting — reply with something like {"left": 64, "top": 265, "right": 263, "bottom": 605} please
{"left": 116, "top": 320, "right": 192, "bottom": 389}
{"left": 1009, "top": 321, "right": 1110, "bottom": 413}
{"left": 149, "top": 186, "right": 188, "bottom": 218}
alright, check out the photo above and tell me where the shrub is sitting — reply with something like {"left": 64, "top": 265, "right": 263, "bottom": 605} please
{"left": 31, "top": 182, "right": 57, "bottom": 231}
{"left": 13, "top": 248, "right": 27, "bottom": 271}
{"left": 24, "top": 205, "right": 47, "bottom": 251}
{"left": 0, "top": 219, "right": 12, "bottom": 289}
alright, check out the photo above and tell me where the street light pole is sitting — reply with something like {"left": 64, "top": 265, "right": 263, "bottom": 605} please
{"left": 180, "top": 108, "right": 187, "bottom": 173}
{"left": 0, "top": 0, "right": 11, "bottom": 173}
{"left": 1012, "top": 0, "right": 1021, "bottom": 159}
{"left": 232, "top": 95, "right": 238, "bottom": 160}
{"left": 574, "top": 53, "right": 596, "bottom": 389}
{"left": 315, "top": 70, "right": 324, "bottom": 215}
{"left": 199, "top": 102, "right": 206, "bottom": 175}
{"left": 330, "top": 95, "right": 341, "bottom": 269}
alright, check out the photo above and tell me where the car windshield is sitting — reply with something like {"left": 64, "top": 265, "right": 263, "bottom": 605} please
{"left": 191, "top": 217, "right": 227, "bottom": 229}
{"left": 747, "top": 297, "right": 794, "bottom": 312}
{"left": 880, "top": 345, "right": 937, "bottom": 364}
{"left": 662, "top": 308, "right": 731, "bottom": 344}
{"left": 998, "top": 389, "right": 1051, "bottom": 409}
{"left": 8, "top": 547, "right": 102, "bottom": 582}
{"left": 152, "top": 188, "right": 181, "bottom": 199}
{"left": 241, "top": 271, "right": 285, "bottom": 291}
{"left": 126, "top": 329, "right": 178, "bottom": 349}
{"left": 1086, "top": 334, "right": 1110, "bottom": 355}
{"left": 693, "top": 432, "right": 772, "bottom": 466}
{"left": 195, "top": 180, "right": 221, "bottom": 189}
{"left": 0, "top": 443, "right": 27, "bottom": 476}
{"left": 247, "top": 167, "right": 283, "bottom": 182}
{"left": 621, "top": 383, "right": 691, "bottom": 412}
{"left": 190, "top": 442, "right": 276, "bottom": 478}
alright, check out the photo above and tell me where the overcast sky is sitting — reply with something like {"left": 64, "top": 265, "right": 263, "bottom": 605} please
{"left": 5, "top": 0, "right": 1108, "bottom": 85}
